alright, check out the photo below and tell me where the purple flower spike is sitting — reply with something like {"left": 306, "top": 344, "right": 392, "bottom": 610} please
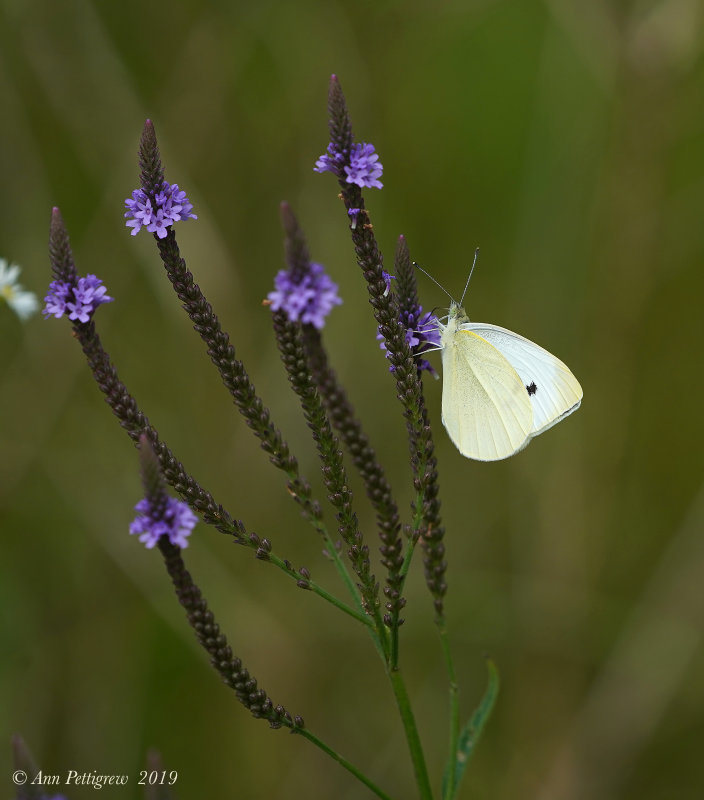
{"left": 268, "top": 262, "right": 342, "bottom": 330}
{"left": 124, "top": 181, "right": 197, "bottom": 238}
{"left": 43, "top": 274, "right": 113, "bottom": 322}
{"left": 130, "top": 496, "right": 197, "bottom": 549}
{"left": 344, "top": 143, "right": 383, "bottom": 189}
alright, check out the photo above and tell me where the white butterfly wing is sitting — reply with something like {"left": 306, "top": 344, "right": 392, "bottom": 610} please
{"left": 441, "top": 327, "right": 533, "bottom": 461}
{"left": 463, "top": 322, "right": 582, "bottom": 438}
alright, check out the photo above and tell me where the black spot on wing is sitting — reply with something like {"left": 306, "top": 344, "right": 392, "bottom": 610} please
{"left": 526, "top": 381, "right": 538, "bottom": 396}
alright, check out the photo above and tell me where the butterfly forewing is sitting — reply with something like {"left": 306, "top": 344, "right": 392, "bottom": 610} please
{"left": 441, "top": 327, "right": 533, "bottom": 461}
{"left": 463, "top": 323, "right": 583, "bottom": 436}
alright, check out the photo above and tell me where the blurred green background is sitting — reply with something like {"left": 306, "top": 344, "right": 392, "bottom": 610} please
{"left": 2, "top": 0, "right": 704, "bottom": 798}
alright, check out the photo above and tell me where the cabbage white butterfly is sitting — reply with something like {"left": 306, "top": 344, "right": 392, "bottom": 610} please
{"left": 424, "top": 258, "right": 582, "bottom": 461}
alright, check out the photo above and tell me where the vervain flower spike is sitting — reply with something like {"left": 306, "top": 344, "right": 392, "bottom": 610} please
{"left": 392, "top": 235, "right": 447, "bottom": 613}
{"left": 278, "top": 202, "right": 406, "bottom": 630}
{"left": 268, "top": 216, "right": 384, "bottom": 634}
{"left": 315, "top": 75, "right": 448, "bottom": 625}
{"left": 132, "top": 435, "right": 303, "bottom": 729}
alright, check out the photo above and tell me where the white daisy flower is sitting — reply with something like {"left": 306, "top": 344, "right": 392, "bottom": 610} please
{"left": 0, "top": 258, "right": 39, "bottom": 320}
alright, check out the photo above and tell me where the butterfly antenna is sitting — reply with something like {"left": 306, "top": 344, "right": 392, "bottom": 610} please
{"left": 413, "top": 262, "right": 454, "bottom": 302}
{"left": 459, "top": 248, "right": 480, "bottom": 307}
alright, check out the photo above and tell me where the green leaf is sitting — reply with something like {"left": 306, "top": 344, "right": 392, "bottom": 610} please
{"left": 443, "top": 658, "right": 500, "bottom": 799}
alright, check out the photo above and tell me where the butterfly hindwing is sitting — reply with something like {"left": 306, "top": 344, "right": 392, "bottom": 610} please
{"left": 462, "top": 323, "right": 583, "bottom": 437}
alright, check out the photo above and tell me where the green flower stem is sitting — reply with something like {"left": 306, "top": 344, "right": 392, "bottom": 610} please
{"left": 266, "top": 552, "right": 372, "bottom": 629}
{"left": 388, "top": 668, "right": 434, "bottom": 800}
{"left": 319, "top": 526, "right": 366, "bottom": 613}
{"left": 390, "top": 526, "right": 421, "bottom": 668}
{"left": 397, "top": 518, "right": 421, "bottom": 589}
{"left": 295, "top": 728, "right": 395, "bottom": 800}
{"left": 290, "top": 506, "right": 366, "bottom": 615}
{"left": 438, "top": 622, "right": 460, "bottom": 800}
{"left": 299, "top": 543, "right": 389, "bottom": 664}
{"left": 390, "top": 485, "right": 428, "bottom": 668}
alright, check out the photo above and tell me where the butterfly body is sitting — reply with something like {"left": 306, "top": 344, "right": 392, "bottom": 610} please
{"left": 439, "top": 302, "right": 582, "bottom": 461}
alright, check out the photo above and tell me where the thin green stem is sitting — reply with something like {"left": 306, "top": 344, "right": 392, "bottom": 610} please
{"left": 318, "top": 523, "right": 366, "bottom": 613}
{"left": 438, "top": 621, "right": 460, "bottom": 800}
{"left": 389, "top": 485, "right": 427, "bottom": 668}
{"left": 390, "top": 527, "right": 421, "bottom": 668}
{"left": 285, "top": 446, "right": 391, "bottom": 664}
{"left": 398, "top": 523, "right": 421, "bottom": 593}
{"left": 269, "top": 536, "right": 394, "bottom": 670}
{"left": 389, "top": 668, "right": 434, "bottom": 800}
{"left": 372, "top": 600, "right": 391, "bottom": 663}
{"left": 313, "top": 541, "right": 390, "bottom": 663}
{"left": 267, "top": 553, "right": 371, "bottom": 628}
{"left": 268, "top": 551, "right": 388, "bottom": 663}
{"left": 296, "top": 727, "right": 395, "bottom": 800}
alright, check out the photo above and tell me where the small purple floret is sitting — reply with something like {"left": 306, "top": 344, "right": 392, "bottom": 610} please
{"left": 382, "top": 270, "right": 394, "bottom": 296}
{"left": 269, "top": 262, "right": 342, "bottom": 330}
{"left": 43, "top": 274, "right": 113, "bottom": 321}
{"left": 129, "top": 496, "right": 197, "bottom": 549}
{"left": 314, "top": 143, "right": 346, "bottom": 177}
{"left": 124, "top": 181, "right": 197, "bottom": 238}
{"left": 42, "top": 280, "right": 71, "bottom": 318}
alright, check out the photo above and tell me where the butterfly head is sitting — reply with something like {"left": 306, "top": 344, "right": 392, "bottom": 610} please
{"left": 447, "top": 300, "right": 470, "bottom": 326}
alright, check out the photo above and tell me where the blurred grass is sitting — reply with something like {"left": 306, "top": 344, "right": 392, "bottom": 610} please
{"left": 2, "top": 0, "right": 704, "bottom": 798}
